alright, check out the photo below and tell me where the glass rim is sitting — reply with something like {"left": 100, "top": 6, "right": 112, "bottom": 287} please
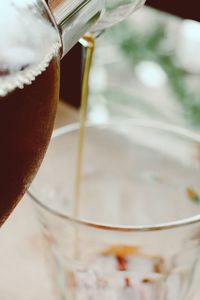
{"left": 28, "top": 119, "right": 200, "bottom": 232}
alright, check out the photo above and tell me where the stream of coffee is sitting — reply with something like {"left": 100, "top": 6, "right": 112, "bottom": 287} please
{"left": 73, "top": 34, "right": 95, "bottom": 219}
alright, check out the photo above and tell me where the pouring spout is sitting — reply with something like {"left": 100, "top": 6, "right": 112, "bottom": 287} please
{"left": 48, "top": 0, "right": 146, "bottom": 58}
{"left": 48, "top": 0, "right": 103, "bottom": 58}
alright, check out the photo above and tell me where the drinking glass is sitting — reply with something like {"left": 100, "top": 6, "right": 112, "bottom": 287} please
{"left": 29, "top": 120, "right": 200, "bottom": 300}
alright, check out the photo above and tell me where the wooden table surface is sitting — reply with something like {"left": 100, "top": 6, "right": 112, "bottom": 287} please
{"left": 0, "top": 102, "right": 77, "bottom": 300}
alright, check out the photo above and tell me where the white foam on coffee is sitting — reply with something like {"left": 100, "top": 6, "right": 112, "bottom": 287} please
{"left": 0, "top": 0, "right": 61, "bottom": 96}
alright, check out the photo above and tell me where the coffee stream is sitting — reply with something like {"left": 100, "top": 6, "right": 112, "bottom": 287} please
{"left": 73, "top": 35, "right": 95, "bottom": 219}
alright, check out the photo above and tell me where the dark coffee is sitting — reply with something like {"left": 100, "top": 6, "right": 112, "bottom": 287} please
{"left": 0, "top": 56, "right": 60, "bottom": 224}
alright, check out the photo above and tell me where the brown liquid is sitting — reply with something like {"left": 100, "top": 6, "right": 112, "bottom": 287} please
{"left": 0, "top": 56, "right": 60, "bottom": 225}
{"left": 103, "top": 245, "right": 135, "bottom": 288}
{"left": 102, "top": 245, "right": 163, "bottom": 287}
{"left": 73, "top": 35, "right": 95, "bottom": 218}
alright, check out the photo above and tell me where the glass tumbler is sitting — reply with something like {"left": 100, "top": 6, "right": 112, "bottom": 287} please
{"left": 29, "top": 120, "right": 200, "bottom": 300}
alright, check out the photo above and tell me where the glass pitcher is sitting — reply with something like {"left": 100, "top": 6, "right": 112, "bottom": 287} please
{"left": 0, "top": 0, "right": 145, "bottom": 225}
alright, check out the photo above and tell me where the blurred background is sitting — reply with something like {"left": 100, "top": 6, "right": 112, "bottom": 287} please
{"left": 87, "top": 6, "right": 200, "bottom": 130}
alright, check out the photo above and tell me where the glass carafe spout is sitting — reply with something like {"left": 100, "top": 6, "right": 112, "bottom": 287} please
{"left": 48, "top": 0, "right": 146, "bottom": 57}
{"left": 48, "top": 0, "right": 103, "bottom": 57}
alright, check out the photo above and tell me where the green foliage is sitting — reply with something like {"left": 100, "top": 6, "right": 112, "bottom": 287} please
{"left": 107, "top": 20, "right": 200, "bottom": 126}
